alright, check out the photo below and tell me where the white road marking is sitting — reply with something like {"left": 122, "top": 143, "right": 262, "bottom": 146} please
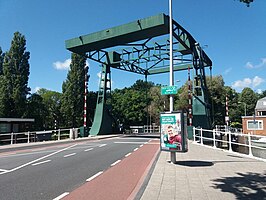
{"left": 32, "top": 160, "right": 51, "bottom": 166}
{"left": 125, "top": 153, "right": 131, "bottom": 157}
{"left": 53, "top": 192, "right": 69, "bottom": 200}
{"left": 99, "top": 144, "right": 107, "bottom": 147}
{"left": 86, "top": 171, "right": 103, "bottom": 182}
{"left": 111, "top": 160, "right": 121, "bottom": 167}
{"left": 63, "top": 153, "right": 76, "bottom": 158}
{"left": 2, "top": 144, "right": 77, "bottom": 174}
{"left": 84, "top": 148, "right": 93, "bottom": 152}
{"left": 140, "top": 144, "right": 144, "bottom": 147}
{"left": 144, "top": 142, "right": 148, "bottom": 144}
{"left": 133, "top": 148, "right": 139, "bottom": 151}
{"left": 0, "top": 169, "right": 9, "bottom": 173}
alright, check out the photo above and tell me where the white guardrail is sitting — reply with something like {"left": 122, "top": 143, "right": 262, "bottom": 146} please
{"left": 0, "top": 128, "right": 80, "bottom": 145}
{"left": 193, "top": 127, "right": 266, "bottom": 161}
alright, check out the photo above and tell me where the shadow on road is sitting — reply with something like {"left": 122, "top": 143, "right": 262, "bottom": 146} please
{"left": 212, "top": 172, "right": 266, "bottom": 200}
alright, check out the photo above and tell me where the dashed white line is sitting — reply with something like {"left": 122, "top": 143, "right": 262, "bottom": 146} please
{"left": 140, "top": 144, "right": 144, "bottom": 147}
{"left": 86, "top": 171, "right": 103, "bottom": 182}
{"left": 53, "top": 192, "right": 69, "bottom": 200}
{"left": 133, "top": 148, "right": 139, "bottom": 151}
{"left": 5, "top": 144, "right": 77, "bottom": 174}
{"left": 125, "top": 153, "right": 131, "bottom": 157}
{"left": 99, "top": 144, "right": 107, "bottom": 147}
{"left": 32, "top": 160, "right": 51, "bottom": 166}
{"left": 64, "top": 153, "right": 76, "bottom": 158}
{"left": 84, "top": 148, "right": 93, "bottom": 152}
{"left": 111, "top": 160, "right": 121, "bottom": 167}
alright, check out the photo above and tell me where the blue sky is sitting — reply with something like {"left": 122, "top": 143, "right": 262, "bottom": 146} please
{"left": 0, "top": 0, "right": 265, "bottom": 93}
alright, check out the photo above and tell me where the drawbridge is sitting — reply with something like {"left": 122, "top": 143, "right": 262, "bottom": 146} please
{"left": 65, "top": 13, "right": 212, "bottom": 135}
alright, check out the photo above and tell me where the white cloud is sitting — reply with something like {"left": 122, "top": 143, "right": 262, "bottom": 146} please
{"left": 34, "top": 87, "right": 41, "bottom": 93}
{"left": 245, "top": 58, "right": 266, "bottom": 69}
{"left": 232, "top": 76, "right": 265, "bottom": 90}
{"left": 253, "top": 76, "right": 265, "bottom": 87}
{"left": 53, "top": 59, "right": 71, "bottom": 70}
{"left": 224, "top": 67, "right": 232, "bottom": 75}
{"left": 257, "top": 89, "right": 263, "bottom": 94}
{"left": 53, "top": 59, "right": 90, "bottom": 71}
{"left": 232, "top": 78, "right": 252, "bottom": 89}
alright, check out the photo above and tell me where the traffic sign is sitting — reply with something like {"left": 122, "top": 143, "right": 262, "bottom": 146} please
{"left": 161, "top": 86, "right": 178, "bottom": 95}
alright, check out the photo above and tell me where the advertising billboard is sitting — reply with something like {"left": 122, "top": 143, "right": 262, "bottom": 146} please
{"left": 160, "top": 111, "right": 188, "bottom": 152}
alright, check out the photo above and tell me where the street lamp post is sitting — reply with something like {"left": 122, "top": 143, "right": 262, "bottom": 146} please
{"left": 169, "top": 0, "right": 174, "bottom": 112}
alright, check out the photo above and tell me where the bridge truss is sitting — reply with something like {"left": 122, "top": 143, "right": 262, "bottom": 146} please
{"left": 66, "top": 13, "right": 213, "bottom": 135}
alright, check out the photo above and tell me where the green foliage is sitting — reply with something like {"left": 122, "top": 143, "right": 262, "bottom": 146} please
{"left": 0, "top": 32, "right": 30, "bottom": 117}
{"left": 239, "top": 87, "right": 258, "bottom": 116}
{"left": 111, "top": 80, "right": 153, "bottom": 127}
{"left": 0, "top": 47, "right": 4, "bottom": 75}
{"left": 24, "top": 93, "right": 48, "bottom": 130}
{"left": 239, "top": 0, "right": 253, "bottom": 7}
{"left": 37, "top": 88, "right": 62, "bottom": 129}
{"left": 61, "top": 53, "right": 87, "bottom": 128}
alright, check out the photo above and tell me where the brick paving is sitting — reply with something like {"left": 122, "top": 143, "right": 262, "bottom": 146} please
{"left": 140, "top": 141, "right": 266, "bottom": 200}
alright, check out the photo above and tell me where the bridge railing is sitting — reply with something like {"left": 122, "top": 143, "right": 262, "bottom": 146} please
{"left": 193, "top": 127, "right": 266, "bottom": 161}
{"left": 0, "top": 128, "right": 80, "bottom": 146}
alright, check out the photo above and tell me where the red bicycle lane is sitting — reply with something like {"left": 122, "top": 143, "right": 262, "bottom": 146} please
{"left": 63, "top": 139, "right": 160, "bottom": 200}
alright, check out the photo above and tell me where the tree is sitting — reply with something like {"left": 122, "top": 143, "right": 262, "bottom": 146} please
{"left": 0, "top": 47, "right": 4, "bottom": 75}
{"left": 239, "top": 87, "right": 258, "bottom": 116}
{"left": 37, "top": 88, "right": 62, "bottom": 129}
{"left": 24, "top": 93, "right": 48, "bottom": 130}
{"left": 148, "top": 85, "right": 169, "bottom": 125}
{"left": 0, "top": 32, "right": 30, "bottom": 117}
{"left": 206, "top": 75, "right": 226, "bottom": 126}
{"left": 239, "top": 0, "right": 253, "bottom": 7}
{"left": 61, "top": 53, "right": 87, "bottom": 128}
{"left": 111, "top": 80, "right": 154, "bottom": 127}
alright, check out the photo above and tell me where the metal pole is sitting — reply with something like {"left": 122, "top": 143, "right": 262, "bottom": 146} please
{"left": 169, "top": 0, "right": 174, "bottom": 112}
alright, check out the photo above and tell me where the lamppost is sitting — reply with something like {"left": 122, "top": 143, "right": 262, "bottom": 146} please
{"left": 238, "top": 102, "right": 247, "bottom": 116}
{"left": 169, "top": 0, "right": 174, "bottom": 112}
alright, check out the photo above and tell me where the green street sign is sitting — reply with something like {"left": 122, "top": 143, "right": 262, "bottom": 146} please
{"left": 161, "top": 86, "right": 178, "bottom": 95}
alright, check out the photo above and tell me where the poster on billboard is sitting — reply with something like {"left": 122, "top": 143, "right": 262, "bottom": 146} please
{"left": 160, "top": 111, "right": 188, "bottom": 152}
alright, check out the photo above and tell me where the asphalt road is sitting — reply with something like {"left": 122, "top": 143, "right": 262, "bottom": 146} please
{"left": 0, "top": 136, "right": 153, "bottom": 200}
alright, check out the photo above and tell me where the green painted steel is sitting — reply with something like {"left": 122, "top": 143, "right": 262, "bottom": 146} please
{"left": 89, "top": 64, "right": 113, "bottom": 136}
{"left": 66, "top": 13, "right": 169, "bottom": 53}
{"left": 66, "top": 13, "right": 214, "bottom": 135}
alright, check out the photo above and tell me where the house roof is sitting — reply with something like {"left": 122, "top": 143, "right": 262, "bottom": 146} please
{"left": 255, "top": 97, "right": 266, "bottom": 111}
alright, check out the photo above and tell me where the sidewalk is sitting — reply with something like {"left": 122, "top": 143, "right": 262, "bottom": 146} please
{"left": 140, "top": 141, "right": 266, "bottom": 200}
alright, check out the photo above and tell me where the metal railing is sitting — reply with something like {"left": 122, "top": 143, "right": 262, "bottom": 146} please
{"left": 0, "top": 128, "right": 81, "bottom": 146}
{"left": 193, "top": 127, "right": 266, "bottom": 161}
{"left": 143, "top": 125, "right": 160, "bottom": 134}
